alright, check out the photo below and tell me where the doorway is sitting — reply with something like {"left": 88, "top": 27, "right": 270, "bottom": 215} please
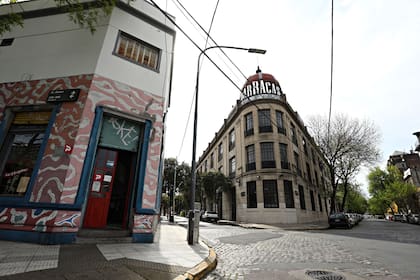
{"left": 83, "top": 148, "right": 135, "bottom": 229}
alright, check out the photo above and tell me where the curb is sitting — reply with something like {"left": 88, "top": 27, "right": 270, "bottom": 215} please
{"left": 173, "top": 245, "right": 217, "bottom": 280}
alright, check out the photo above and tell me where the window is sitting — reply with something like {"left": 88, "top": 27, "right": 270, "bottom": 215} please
{"left": 303, "top": 138, "right": 308, "bottom": 155}
{"left": 279, "top": 143, "right": 290, "bottom": 169}
{"left": 260, "top": 142, "right": 275, "bottom": 168}
{"left": 284, "top": 180, "right": 295, "bottom": 208}
{"left": 298, "top": 185, "right": 306, "bottom": 210}
{"left": 310, "top": 190, "right": 316, "bottom": 211}
{"left": 204, "top": 160, "right": 208, "bottom": 173}
{"left": 276, "top": 110, "right": 286, "bottom": 135}
{"left": 318, "top": 194, "right": 323, "bottom": 212}
{"left": 0, "top": 111, "right": 51, "bottom": 196}
{"left": 247, "top": 181, "right": 257, "bottom": 208}
{"left": 258, "top": 109, "right": 272, "bottom": 133}
{"left": 229, "top": 157, "right": 236, "bottom": 177}
{"left": 210, "top": 153, "right": 214, "bottom": 168}
{"left": 306, "top": 162, "right": 312, "bottom": 182}
{"left": 294, "top": 152, "right": 302, "bottom": 176}
{"left": 263, "top": 180, "right": 279, "bottom": 208}
{"left": 218, "top": 142, "right": 223, "bottom": 161}
{"left": 244, "top": 112, "right": 254, "bottom": 136}
{"left": 291, "top": 123, "right": 298, "bottom": 146}
{"left": 229, "top": 129, "right": 235, "bottom": 151}
{"left": 115, "top": 32, "right": 160, "bottom": 71}
{"left": 246, "top": 145, "right": 256, "bottom": 171}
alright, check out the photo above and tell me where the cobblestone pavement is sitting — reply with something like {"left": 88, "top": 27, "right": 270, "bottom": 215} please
{"left": 200, "top": 225, "right": 413, "bottom": 280}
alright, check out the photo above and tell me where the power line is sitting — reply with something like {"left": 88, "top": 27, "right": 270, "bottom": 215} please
{"left": 149, "top": 0, "right": 286, "bottom": 152}
{"left": 176, "top": 0, "right": 220, "bottom": 159}
{"left": 327, "top": 0, "right": 334, "bottom": 146}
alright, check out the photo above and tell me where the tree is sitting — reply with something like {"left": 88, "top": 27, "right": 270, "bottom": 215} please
{"left": 336, "top": 183, "right": 368, "bottom": 214}
{"left": 368, "top": 165, "right": 418, "bottom": 214}
{"left": 162, "top": 158, "right": 191, "bottom": 214}
{"left": 0, "top": 0, "right": 117, "bottom": 35}
{"left": 308, "top": 114, "right": 381, "bottom": 214}
{"left": 198, "top": 172, "right": 233, "bottom": 211}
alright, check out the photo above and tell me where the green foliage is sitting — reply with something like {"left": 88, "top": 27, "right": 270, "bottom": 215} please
{"left": 368, "top": 165, "right": 418, "bottom": 214}
{"left": 198, "top": 171, "right": 233, "bottom": 205}
{"left": 0, "top": 0, "right": 117, "bottom": 35}
{"left": 162, "top": 158, "right": 191, "bottom": 213}
{"left": 337, "top": 183, "right": 368, "bottom": 214}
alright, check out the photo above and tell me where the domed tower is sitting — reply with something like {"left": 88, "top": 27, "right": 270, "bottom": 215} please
{"left": 241, "top": 67, "right": 283, "bottom": 100}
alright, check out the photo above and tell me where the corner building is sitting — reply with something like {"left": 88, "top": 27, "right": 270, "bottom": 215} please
{"left": 197, "top": 69, "right": 332, "bottom": 224}
{"left": 0, "top": 0, "right": 174, "bottom": 243}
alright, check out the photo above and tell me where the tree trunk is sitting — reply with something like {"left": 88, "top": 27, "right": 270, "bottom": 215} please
{"left": 340, "top": 180, "right": 349, "bottom": 212}
{"left": 329, "top": 168, "right": 338, "bottom": 214}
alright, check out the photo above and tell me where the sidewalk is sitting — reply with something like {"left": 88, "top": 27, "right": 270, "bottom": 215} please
{"left": 0, "top": 217, "right": 216, "bottom": 280}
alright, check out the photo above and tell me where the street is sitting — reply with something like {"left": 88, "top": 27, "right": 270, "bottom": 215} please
{"left": 194, "top": 218, "right": 420, "bottom": 280}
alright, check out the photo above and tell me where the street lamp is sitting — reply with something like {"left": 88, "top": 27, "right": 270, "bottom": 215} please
{"left": 188, "top": 45, "right": 266, "bottom": 245}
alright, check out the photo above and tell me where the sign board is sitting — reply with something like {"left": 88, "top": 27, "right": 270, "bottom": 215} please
{"left": 47, "top": 89, "right": 80, "bottom": 103}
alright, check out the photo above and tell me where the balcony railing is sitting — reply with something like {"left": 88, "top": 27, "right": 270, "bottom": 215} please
{"left": 281, "top": 161, "right": 290, "bottom": 169}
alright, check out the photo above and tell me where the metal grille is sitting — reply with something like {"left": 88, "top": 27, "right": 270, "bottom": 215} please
{"left": 305, "top": 270, "right": 345, "bottom": 280}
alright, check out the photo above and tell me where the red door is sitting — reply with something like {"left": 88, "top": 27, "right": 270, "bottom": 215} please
{"left": 83, "top": 148, "right": 118, "bottom": 228}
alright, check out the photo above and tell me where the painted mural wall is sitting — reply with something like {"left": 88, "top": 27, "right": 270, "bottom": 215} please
{"left": 0, "top": 73, "right": 163, "bottom": 235}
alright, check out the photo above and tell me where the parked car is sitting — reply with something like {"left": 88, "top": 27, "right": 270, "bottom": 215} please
{"left": 393, "top": 214, "right": 407, "bottom": 222}
{"left": 407, "top": 214, "right": 419, "bottom": 224}
{"left": 201, "top": 211, "right": 219, "bottom": 223}
{"left": 329, "top": 213, "right": 352, "bottom": 229}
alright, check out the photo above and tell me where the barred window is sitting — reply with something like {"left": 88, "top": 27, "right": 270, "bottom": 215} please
{"left": 276, "top": 110, "right": 286, "bottom": 134}
{"left": 246, "top": 145, "right": 256, "bottom": 171}
{"left": 284, "top": 180, "right": 295, "bottom": 208}
{"left": 310, "top": 190, "right": 316, "bottom": 211}
{"left": 247, "top": 181, "right": 257, "bottom": 208}
{"left": 115, "top": 32, "right": 160, "bottom": 71}
{"left": 258, "top": 109, "right": 272, "bottom": 133}
{"left": 244, "top": 112, "right": 254, "bottom": 136}
{"left": 260, "top": 142, "right": 275, "bottom": 168}
{"left": 279, "top": 143, "right": 290, "bottom": 169}
{"left": 229, "top": 157, "right": 236, "bottom": 177}
{"left": 298, "top": 185, "right": 306, "bottom": 210}
{"left": 263, "top": 180, "right": 279, "bottom": 208}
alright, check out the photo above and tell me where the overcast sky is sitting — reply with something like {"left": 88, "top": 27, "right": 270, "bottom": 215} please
{"left": 155, "top": 0, "right": 420, "bottom": 193}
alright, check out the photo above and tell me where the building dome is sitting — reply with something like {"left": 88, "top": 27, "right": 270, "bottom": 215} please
{"left": 241, "top": 67, "right": 283, "bottom": 99}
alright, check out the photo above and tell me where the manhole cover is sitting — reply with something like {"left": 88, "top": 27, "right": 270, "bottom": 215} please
{"left": 305, "top": 270, "right": 345, "bottom": 280}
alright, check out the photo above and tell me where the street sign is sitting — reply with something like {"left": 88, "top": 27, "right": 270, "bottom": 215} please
{"left": 47, "top": 89, "right": 80, "bottom": 103}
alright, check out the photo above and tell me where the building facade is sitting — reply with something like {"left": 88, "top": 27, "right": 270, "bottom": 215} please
{"left": 197, "top": 69, "right": 332, "bottom": 225}
{"left": 0, "top": 0, "right": 175, "bottom": 243}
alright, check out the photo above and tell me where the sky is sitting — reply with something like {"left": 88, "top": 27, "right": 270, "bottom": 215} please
{"left": 155, "top": 0, "right": 420, "bottom": 194}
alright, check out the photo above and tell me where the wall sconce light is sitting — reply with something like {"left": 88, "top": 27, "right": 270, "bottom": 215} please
{"left": 294, "top": 190, "right": 299, "bottom": 196}
{"left": 256, "top": 175, "right": 261, "bottom": 180}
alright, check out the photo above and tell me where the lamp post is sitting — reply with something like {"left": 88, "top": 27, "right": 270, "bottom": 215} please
{"left": 188, "top": 45, "right": 266, "bottom": 245}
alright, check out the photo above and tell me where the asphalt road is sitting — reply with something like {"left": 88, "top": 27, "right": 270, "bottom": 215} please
{"left": 312, "top": 218, "right": 420, "bottom": 245}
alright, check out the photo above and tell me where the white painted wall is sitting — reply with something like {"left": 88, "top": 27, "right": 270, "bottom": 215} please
{"left": 0, "top": 11, "right": 107, "bottom": 83}
{"left": 96, "top": 6, "right": 174, "bottom": 98}
{"left": 0, "top": 0, "right": 175, "bottom": 102}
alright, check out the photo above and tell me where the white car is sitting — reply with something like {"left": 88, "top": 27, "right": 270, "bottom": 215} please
{"left": 201, "top": 211, "right": 219, "bottom": 222}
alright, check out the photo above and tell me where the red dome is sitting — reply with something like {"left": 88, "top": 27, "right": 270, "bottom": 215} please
{"left": 241, "top": 68, "right": 283, "bottom": 98}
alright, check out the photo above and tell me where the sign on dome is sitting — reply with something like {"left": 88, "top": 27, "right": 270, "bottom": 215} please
{"left": 241, "top": 79, "right": 282, "bottom": 99}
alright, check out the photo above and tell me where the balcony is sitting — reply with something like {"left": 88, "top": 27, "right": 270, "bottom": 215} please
{"left": 259, "top": 126, "right": 273, "bottom": 133}
{"left": 246, "top": 162, "right": 256, "bottom": 172}
{"left": 278, "top": 127, "right": 286, "bottom": 135}
{"left": 244, "top": 128, "right": 254, "bottom": 137}
{"left": 281, "top": 161, "right": 290, "bottom": 170}
{"left": 261, "top": 160, "right": 276, "bottom": 169}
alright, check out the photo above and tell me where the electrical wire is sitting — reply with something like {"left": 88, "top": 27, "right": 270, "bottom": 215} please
{"left": 149, "top": 0, "right": 290, "bottom": 154}
{"left": 173, "top": 0, "right": 247, "bottom": 81}
{"left": 327, "top": 0, "right": 334, "bottom": 146}
{"left": 176, "top": 0, "right": 220, "bottom": 159}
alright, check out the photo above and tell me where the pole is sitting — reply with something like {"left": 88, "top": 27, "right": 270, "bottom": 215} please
{"left": 169, "top": 164, "right": 176, "bottom": 223}
{"left": 187, "top": 45, "right": 266, "bottom": 245}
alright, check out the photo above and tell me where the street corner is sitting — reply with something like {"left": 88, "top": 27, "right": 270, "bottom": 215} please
{"left": 174, "top": 246, "right": 217, "bottom": 280}
{"left": 288, "top": 269, "right": 365, "bottom": 280}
